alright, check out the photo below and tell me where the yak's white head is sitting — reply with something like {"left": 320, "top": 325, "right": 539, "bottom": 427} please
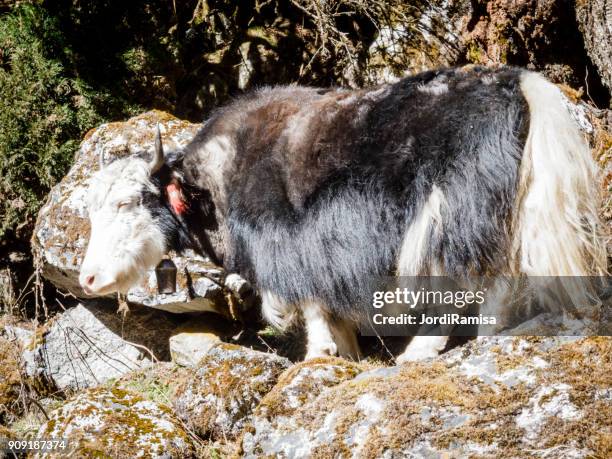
{"left": 79, "top": 130, "right": 185, "bottom": 295}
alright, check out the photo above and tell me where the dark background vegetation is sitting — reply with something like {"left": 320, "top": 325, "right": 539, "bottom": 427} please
{"left": 0, "top": 0, "right": 610, "bottom": 313}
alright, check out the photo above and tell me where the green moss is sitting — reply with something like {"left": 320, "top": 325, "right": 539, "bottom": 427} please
{"left": 43, "top": 387, "right": 194, "bottom": 458}
{"left": 0, "top": 336, "right": 22, "bottom": 423}
{"left": 466, "top": 42, "right": 484, "bottom": 64}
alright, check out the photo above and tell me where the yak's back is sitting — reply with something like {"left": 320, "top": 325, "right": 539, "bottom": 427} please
{"left": 222, "top": 67, "right": 528, "bottom": 222}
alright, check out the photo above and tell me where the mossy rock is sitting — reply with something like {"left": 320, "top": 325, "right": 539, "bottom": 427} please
{"left": 255, "top": 357, "right": 369, "bottom": 420}
{"left": 241, "top": 357, "right": 370, "bottom": 456}
{"left": 242, "top": 337, "right": 611, "bottom": 458}
{"left": 34, "top": 387, "right": 195, "bottom": 458}
{"left": 113, "top": 362, "right": 194, "bottom": 406}
{"left": 173, "top": 343, "right": 291, "bottom": 440}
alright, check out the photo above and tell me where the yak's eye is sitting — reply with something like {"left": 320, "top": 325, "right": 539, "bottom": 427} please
{"left": 117, "top": 200, "right": 132, "bottom": 210}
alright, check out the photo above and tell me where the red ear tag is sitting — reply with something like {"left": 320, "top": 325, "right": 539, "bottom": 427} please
{"left": 166, "top": 182, "right": 187, "bottom": 215}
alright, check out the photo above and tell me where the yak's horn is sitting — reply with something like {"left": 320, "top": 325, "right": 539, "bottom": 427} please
{"left": 99, "top": 149, "right": 107, "bottom": 170}
{"left": 150, "top": 125, "right": 165, "bottom": 174}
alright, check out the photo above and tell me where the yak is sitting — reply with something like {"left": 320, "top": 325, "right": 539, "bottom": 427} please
{"left": 78, "top": 67, "right": 607, "bottom": 362}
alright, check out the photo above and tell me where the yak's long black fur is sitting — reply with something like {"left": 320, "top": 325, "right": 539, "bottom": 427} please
{"left": 170, "top": 67, "right": 530, "bottom": 321}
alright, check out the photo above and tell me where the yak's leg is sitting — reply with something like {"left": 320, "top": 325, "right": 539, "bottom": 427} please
{"left": 330, "top": 318, "right": 361, "bottom": 360}
{"left": 302, "top": 300, "right": 338, "bottom": 359}
{"left": 396, "top": 335, "right": 449, "bottom": 363}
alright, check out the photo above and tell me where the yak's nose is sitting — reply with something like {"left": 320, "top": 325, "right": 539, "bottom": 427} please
{"left": 79, "top": 272, "right": 96, "bottom": 294}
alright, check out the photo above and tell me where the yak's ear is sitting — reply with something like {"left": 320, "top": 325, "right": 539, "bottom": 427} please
{"left": 149, "top": 125, "right": 165, "bottom": 174}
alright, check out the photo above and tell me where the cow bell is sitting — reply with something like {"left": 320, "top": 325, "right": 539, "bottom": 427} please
{"left": 155, "top": 257, "right": 177, "bottom": 294}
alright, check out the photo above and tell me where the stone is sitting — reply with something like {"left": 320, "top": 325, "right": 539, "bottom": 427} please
{"left": 0, "top": 267, "right": 15, "bottom": 311}
{"left": 32, "top": 110, "right": 252, "bottom": 315}
{"left": 2, "top": 322, "right": 34, "bottom": 350}
{"left": 170, "top": 333, "right": 221, "bottom": 368}
{"left": 241, "top": 337, "right": 611, "bottom": 458}
{"left": 114, "top": 362, "right": 194, "bottom": 404}
{"left": 23, "top": 302, "right": 177, "bottom": 391}
{"left": 576, "top": 0, "right": 612, "bottom": 93}
{"left": 173, "top": 343, "right": 291, "bottom": 440}
{"left": 242, "top": 357, "right": 367, "bottom": 457}
{"left": 116, "top": 343, "right": 292, "bottom": 441}
{"left": 35, "top": 387, "right": 195, "bottom": 458}
{"left": 364, "top": 1, "right": 605, "bottom": 96}
{"left": 256, "top": 357, "right": 366, "bottom": 419}
{"left": 169, "top": 314, "right": 239, "bottom": 367}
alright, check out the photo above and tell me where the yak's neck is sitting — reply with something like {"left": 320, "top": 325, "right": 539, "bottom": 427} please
{"left": 174, "top": 165, "right": 229, "bottom": 267}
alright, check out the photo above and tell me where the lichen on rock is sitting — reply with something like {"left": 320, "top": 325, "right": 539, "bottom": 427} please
{"left": 256, "top": 357, "right": 368, "bottom": 419}
{"left": 35, "top": 387, "right": 196, "bottom": 458}
{"left": 173, "top": 343, "right": 291, "bottom": 441}
{"left": 241, "top": 357, "right": 369, "bottom": 457}
{"left": 242, "top": 337, "right": 612, "bottom": 458}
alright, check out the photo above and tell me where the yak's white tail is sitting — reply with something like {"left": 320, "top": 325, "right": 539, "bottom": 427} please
{"left": 514, "top": 71, "right": 607, "bottom": 277}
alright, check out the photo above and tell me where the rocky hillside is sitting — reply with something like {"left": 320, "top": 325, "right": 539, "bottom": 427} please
{"left": 0, "top": 1, "right": 610, "bottom": 457}
{"left": 1, "top": 314, "right": 610, "bottom": 457}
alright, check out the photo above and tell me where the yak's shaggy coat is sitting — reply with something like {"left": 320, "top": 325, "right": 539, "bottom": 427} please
{"left": 80, "top": 66, "right": 607, "bottom": 361}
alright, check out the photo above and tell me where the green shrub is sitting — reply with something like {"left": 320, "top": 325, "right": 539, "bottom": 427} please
{"left": 0, "top": 4, "right": 135, "bottom": 245}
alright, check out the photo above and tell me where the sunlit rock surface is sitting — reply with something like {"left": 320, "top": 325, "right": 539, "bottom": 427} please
{"left": 35, "top": 387, "right": 195, "bottom": 458}
{"left": 22, "top": 302, "right": 177, "bottom": 391}
{"left": 173, "top": 344, "right": 291, "bottom": 441}
{"left": 242, "top": 337, "right": 611, "bottom": 458}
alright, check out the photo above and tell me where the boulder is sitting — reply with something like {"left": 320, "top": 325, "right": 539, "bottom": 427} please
{"left": 116, "top": 343, "right": 292, "bottom": 441}
{"left": 35, "top": 387, "right": 195, "bottom": 458}
{"left": 173, "top": 344, "right": 291, "bottom": 440}
{"left": 169, "top": 314, "right": 239, "bottom": 367}
{"left": 23, "top": 301, "right": 178, "bottom": 391}
{"left": 242, "top": 357, "right": 367, "bottom": 456}
{"left": 364, "top": 1, "right": 599, "bottom": 92}
{"left": 255, "top": 357, "right": 367, "bottom": 419}
{"left": 114, "top": 362, "right": 194, "bottom": 405}
{"left": 32, "top": 110, "right": 251, "bottom": 315}
{"left": 576, "top": 0, "right": 612, "bottom": 94}
{"left": 241, "top": 336, "right": 611, "bottom": 458}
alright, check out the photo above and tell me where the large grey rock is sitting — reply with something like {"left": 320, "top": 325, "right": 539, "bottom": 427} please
{"left": 35, "top": 387, "right": 195, "bottom": 458}
{"left": 242, "top": 357, "right": 367, "bottom": 457}
{"left": 115, "top": 343, "right": 292, "bottom": 442}
{"left": 576, "top": 0, "right": 612, "bottom": 94}
{"left": 32, "top": 110, "right": 251, "bottom": 315}
{"left": 173, "top": 343, "right": 291, "bottom": 440}
{"left": 23, "top": 302, "right": 177, "bottom": 391}
{"left": 242, "top": 336, "right": 611, "bottom": 458}
{"left": 168, "top": 314, "right": 239, "bottom": 367}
